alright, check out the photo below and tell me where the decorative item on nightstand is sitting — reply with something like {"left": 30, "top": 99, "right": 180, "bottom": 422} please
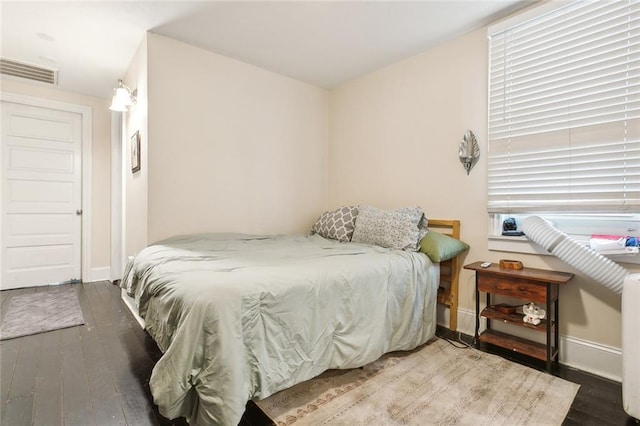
{"left": 500, "top": 259, "right": 523, "bottom": 270}
{"left": 522, "top": 303, "right": 546, "bottom": 326}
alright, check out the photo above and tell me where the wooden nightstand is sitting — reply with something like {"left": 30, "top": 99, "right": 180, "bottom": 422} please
{"left": 464, "top": 261, "right": 574, "bottom": 372}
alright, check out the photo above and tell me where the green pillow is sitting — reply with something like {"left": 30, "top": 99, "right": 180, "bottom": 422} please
{"left": 419, "top": 231, "right": 469, "bottom": 262}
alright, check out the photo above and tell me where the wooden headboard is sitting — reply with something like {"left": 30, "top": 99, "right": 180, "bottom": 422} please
{"left": 428, "top": 219, "right": 461, "bottom": 332}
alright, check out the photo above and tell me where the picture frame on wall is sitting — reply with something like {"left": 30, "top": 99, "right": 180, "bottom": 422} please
{"left": 131, "top": 131, "right": 141, "bottom": 173}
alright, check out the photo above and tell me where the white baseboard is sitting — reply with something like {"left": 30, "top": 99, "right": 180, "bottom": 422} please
{"left": 560, "top": 334, "right": 622, "bottom": 382}
{"left": 437, "top": 306, "right": 622, "bottom": 382}
{"left": 110, "top": 270, "right": 123, "bottom": 283}
{"left": 86, "top": 266, "right": 111, "bottom": 283}
{"left": 437, "top": 305, "right": 483, "bottom": 336}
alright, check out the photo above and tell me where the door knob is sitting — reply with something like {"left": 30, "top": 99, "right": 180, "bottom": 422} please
{"left": 76, "top": 209, "right": 83, "bottom": 215}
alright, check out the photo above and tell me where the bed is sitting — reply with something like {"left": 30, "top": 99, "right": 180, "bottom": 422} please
{"left": 120, "top": 217, "right": 464, "bottom": 425}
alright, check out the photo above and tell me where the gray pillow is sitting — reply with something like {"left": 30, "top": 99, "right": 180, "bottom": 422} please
{"left": 351, "top": 205, "right": 428, "bottom": 251}
{"left": 311, "top": 206, "right": 359, "bottom": 242}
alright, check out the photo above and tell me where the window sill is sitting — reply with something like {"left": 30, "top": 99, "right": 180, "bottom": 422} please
{"left": 489, "top": 235, "right": 640, "bottom": 265}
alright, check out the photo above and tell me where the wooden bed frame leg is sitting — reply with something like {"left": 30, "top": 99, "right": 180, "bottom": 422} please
{"left": 430, "top": 219, "right": 462, "bottom": 333}
{"left": 449, "top": 255, "right": 460, "bottom": 332}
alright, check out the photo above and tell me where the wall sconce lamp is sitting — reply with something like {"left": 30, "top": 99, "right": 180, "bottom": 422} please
{"left": 109, "top": 79, "right": 136, "bottom": 112}
{"left": 458, "top": 130, "right": 480, "bottom": 175}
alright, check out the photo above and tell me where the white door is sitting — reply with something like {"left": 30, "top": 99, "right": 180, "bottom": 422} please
{"left": 1, "top": 101, "right": 82, "bottom": 289}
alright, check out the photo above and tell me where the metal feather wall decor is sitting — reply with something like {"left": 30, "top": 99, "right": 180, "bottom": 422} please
{"left": 458, "top": 130, "right": 480, "bottom": 175}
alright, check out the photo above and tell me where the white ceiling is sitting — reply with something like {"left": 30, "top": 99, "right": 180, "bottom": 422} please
{"left": 0, "top": 1, "right": 533, "bottom": 99}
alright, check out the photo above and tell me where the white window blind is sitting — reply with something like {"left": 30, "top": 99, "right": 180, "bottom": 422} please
{"left": 487, "top": 0, "right": 640, "bottom": 214}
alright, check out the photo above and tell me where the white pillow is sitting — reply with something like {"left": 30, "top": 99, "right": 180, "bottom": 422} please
{"left": 351, "top": 205, "right": 428, "bottom": 251}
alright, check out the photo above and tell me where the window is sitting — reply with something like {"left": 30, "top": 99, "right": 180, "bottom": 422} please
{"left": 486, "top": 0, "right": 639, "bottom": 263}
{"left": 487, "top": 0, "right": 639, "bottom": 214}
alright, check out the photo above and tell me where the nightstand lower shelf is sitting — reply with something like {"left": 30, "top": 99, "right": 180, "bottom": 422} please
{"left": 481, "top": 307, "right": 553, "bottom": 332}
{"left": 479, "top": 329, "right": 558, "bottom": 362}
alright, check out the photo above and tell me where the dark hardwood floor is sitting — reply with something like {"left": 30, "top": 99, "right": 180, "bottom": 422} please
{"left": 0, "top": 281, "right": 636, "bottom": 425}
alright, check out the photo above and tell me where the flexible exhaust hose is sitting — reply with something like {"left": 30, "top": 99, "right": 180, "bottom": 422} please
{"left": 521, "top": 216, "right": 628, "bottom": 295}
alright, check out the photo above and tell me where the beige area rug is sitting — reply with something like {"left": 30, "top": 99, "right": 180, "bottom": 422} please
{"left": 0, "top": 288, "right": 85, "bottom": 340}
{"left": 255, "top": 338, "right": 579, "bottom": 425}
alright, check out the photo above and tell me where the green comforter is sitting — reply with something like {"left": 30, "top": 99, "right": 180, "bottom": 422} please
{"left": 121, "top": 233, "right": 438, "bottom": 425}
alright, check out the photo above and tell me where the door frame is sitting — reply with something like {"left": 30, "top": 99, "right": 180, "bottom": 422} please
{"left": 110, "top": 111, "right": 123, "bottom": 282}
{"left": 0, "top": 91, "right": 93, "bottom": 284}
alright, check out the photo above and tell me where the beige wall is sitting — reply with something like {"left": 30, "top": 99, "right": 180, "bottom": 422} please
{"left": 0, "top": 78, "right": 111, "bottom": 273}
{"left": 123, "top": 36, "right": 149, "bottom": 258}
{"left": 145, "top": 33, "right": 328, "bottom": 242}
{"left": 328, "top": 27, "right": 639, "bottom": 349}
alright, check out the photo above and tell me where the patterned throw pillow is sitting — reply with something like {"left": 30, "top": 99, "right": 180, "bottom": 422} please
{"left": 311, "top": 206, "right": 360, "bottom": 242}
{"left": 398, "top": 206, "right": 428, "bottom": 233}
{"left": 351, "top": 205, "right": 428, "bottom": 251}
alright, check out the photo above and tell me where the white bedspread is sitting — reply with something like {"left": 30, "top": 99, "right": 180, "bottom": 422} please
{"left": 121, "top": 233, "right": 438, "bottom": 425}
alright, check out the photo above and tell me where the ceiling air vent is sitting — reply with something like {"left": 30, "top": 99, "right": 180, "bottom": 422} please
{"left": 0, "top": 58, "right": 57, "bottom": 85}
